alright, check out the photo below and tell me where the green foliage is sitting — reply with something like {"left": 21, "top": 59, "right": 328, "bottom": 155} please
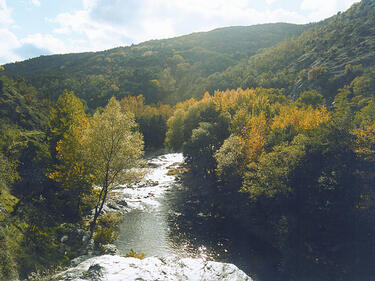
{"left": 84, "top": 97, "right": 144, "bottom": 236}
{"left": 0, "top": 150, "right": 17, "bottom": 193}
{"left": 0, "top": 226, "right": 19, "bottom": 280}
{"left": 93, "top": 212, "right": 121, "bottom": 246}
{"left": 165, "top": 95, "right": 231, "bottom": 178}
{"left": 184, "top": 122, "right": 224, "bottom": 178}
{"left": 203, "top": 1, "right": 375, "bottom": 102}
{"left": 1, "top": 1, "right": 375, "bottom": 279}
{"left": 296, "top": 91, "right": 325, "bottom": 108}
{"left": 18, "top": 224, "right": 68, "bottom": 278}
{"left": 47, "top": 90, "right": 86, "bottom": 151}
{"left": 0, "top": 183, "right": 20, "bottom": 280}
{"left": 3, "top": 1, "right": 375, "bottom": 108}
{"left": 120, "top": 95, "right": 173, "bottom": 150}
{"left": 214, "top": 134, "right": 246, "bottom": 185}
{"left": 168, "top": 86, "right": 375, "bottom": 279}
{"left": 3, "top": 24, "right": 309, "bottom": 107}
{"left": 242, "top": 135, "right": 307, "bottom": 199}
{"left": 351, "top": 66, "right": 375, "bottom": 97}
{"left": 0, "top": 75, "right": 47, "bottom": 130}
{"left": 84, "top": 97, "right": 144, "bottom": 188}
{"left": 165, "top": 107, "right": 189, "bottom": 151}
{"left": 0, "top": 81, "right": 145, "bottom": 278}
{"left": 47, "top": 90, "right": 92, "bottom": 220}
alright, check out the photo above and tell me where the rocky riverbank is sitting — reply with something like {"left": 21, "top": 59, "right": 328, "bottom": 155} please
{"left": 49, "top": 153, "right": 256, "bottom": 281}
{"left": 55, "top": 154, "right": 181, "bottom": 260}
{"left": 55, "top": 255, "right": 253, "bottom": 281}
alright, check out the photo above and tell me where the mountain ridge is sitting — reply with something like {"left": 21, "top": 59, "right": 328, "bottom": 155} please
{"left": 2, "top": 22, "right": 310, "bottom": 107}
{"left": 206, "top": 0, "right": 375, "bottom": 100}
{"left": 3, "top": 0, "right": 375, "bottom": 106}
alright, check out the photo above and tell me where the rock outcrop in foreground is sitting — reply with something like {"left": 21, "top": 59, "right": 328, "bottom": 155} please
{"left": 56, "top": 255, "right": 253, "bottom": 281}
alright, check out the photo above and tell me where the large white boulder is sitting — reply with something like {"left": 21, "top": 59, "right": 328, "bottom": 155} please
{"left": 56, "top": 255, "right": 253, "bottom": 281}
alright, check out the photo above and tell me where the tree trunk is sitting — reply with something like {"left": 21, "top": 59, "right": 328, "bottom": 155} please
{"left": 89, "top": 185, "right": 108, "bottom": 240}
{"left": 76, "top": 197, "right": 81, "bottom": 219}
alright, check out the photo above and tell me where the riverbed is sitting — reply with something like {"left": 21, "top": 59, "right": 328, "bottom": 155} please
{"left": 113, "top": 153, "right": 281, "bottom": 281}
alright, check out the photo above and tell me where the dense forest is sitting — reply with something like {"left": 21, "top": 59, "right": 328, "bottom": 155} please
{"left": 164, "top": 85, "right": 375, "bottom": 280}
{"left": 1, "top": 0, "right": 375, "bottom": 280}
{"left": 0, "top": 75, "right": 144, "bottom": 279}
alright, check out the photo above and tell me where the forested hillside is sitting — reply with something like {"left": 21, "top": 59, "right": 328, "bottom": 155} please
{"left": 0, "top": 74, "right": 144, "bottom": 279}
{"left": 165, "top": 86, "right": 375, "bottom": 280}
{"left": 3, "top": 23, "right": 308, "bottom": 107}
{"left": 205, "top": 0, "right": 375, "bottom": 100}
{"left": 4, "top": 1, "right": 375, "bottom": 108}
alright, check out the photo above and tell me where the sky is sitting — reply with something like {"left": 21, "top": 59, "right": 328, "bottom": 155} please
{"left": 1, "top": 0, "right": 359, "bottom": 65}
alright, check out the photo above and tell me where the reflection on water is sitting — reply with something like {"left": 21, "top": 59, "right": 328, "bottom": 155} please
{"left": 114, "top": 153, "right": 187, "bottom": 257}
{"left": 115, "top": 209, "right": 171, "bottom": 257}
{"left": 114, "top": 153, "right": 282, "bottom": 281}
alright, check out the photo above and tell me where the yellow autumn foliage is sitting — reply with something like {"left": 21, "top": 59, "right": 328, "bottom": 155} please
{"left": 353, "top": 121, "right": 375, "bottom": 161}
{"left": 241, "top": 113, "right": 268, "bottom": 163}
{"left": 271, "top": 105, "right": 330, "bottom": 132}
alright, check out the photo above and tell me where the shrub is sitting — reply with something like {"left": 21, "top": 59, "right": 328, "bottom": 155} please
{"left": 125, "top": 249, "right": 145, "bottom": 259}
{"left": 93, "top": 212, "right": 121, "bottom": 245}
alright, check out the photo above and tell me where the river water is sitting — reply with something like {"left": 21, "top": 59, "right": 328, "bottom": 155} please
{"left": 114, "top": 153, "right": 281, "bottom": 281}
{"left": 114, "top": 153, "right": 186, "bottom": 257}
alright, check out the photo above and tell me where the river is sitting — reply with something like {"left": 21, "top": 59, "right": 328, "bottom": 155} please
{"left": 114, "top": 153, "right": 282, "bottom": 281}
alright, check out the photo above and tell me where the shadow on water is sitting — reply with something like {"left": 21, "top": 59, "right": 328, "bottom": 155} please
{"left": 163, "top": 183, "right": 285, "bottom": 281}
{"left": 114, "top": 152, "right": 285, "bottom": 281}
{"left": 114, "top": 153, "right": 375, "bottom": 281}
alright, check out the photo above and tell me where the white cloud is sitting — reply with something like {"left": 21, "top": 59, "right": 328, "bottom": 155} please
{"left": 82, "top": 0, "right": 96, "bottom": 10}
{"left": 0, "top": 0, "right": 362, "bottom": 64}
{"left": 0, "top": 0, "right": 20, "bottom": 64}
{"left": 31, "top": 0, "right": 41, "bottom": 7}
{"left": 301, "top": 0, "right": 358, "bottom": 22}
{"left": 52, "top": 10, "right": 91, "bottom": 35}
{"left": 21, "top": 33, "right": 68, "bottom": 54}
{"left": 266, "top": 0, "right": 278, "bottom": 5}
{"left": 301, "top": 0, "right": 338, "bottom": 12}
{"left": 47, "top": 0, "right": 309, "bottom": 55}
{"left": 0, "top": 28, "right": 21, "bottom": 64}
{"left": 0, "top": 0, "right": 13, "bottom": 27}
{"left": 51, "top": 9, "right": 130, "bottom": 52}
{"left": 0, "top": 0, "right": 71, "bottom": 64}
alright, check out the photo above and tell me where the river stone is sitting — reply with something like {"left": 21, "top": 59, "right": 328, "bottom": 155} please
{"left": 55, "top": 255, "right": 253, "bottom": 281}
{"left": 102, "top": 244, "right": 121, "bottom": 255}
{"left": 117, "top": 199, "right": 128, "bottom": 207}
{"left": 71, "top": 255, "right": 93, "bottom": 267}
{"left": 83, "top": 264, "right": 104, "bottom": 281}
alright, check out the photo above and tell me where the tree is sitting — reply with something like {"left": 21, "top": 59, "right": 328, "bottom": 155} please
{"left": 48, "top": 91, "right": 87, "bottom": 157}
{"left": 214, "top": 134, "right": 246, "bottom": 186}
{"left": 120, "top": 95, "right": 173, "bottom": 149}
{"left": 47, "top": 91, "right": 91, "bottom": 219}
{"left": 297, "top": 91, "right": 325, "bottom": 109}
{"left": 183, "top": 122, "right": 218, "bottom": 179}
{"left": 84, "top": 97, "right": 144, "bottom": 237}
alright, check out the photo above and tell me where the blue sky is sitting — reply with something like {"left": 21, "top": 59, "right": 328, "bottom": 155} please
{"left": 1, "top": 0, "right": 359, "bottom": 65}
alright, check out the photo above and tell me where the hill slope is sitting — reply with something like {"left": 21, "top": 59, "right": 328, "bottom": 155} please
{"left": 205, "top": 0, "right": 375, "bottom": 100}
{"left": 3, "top": 23, "right": 309, "bottom": 107}
{"left": 5, "top": 0, "right": 375, "bottom": 106}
